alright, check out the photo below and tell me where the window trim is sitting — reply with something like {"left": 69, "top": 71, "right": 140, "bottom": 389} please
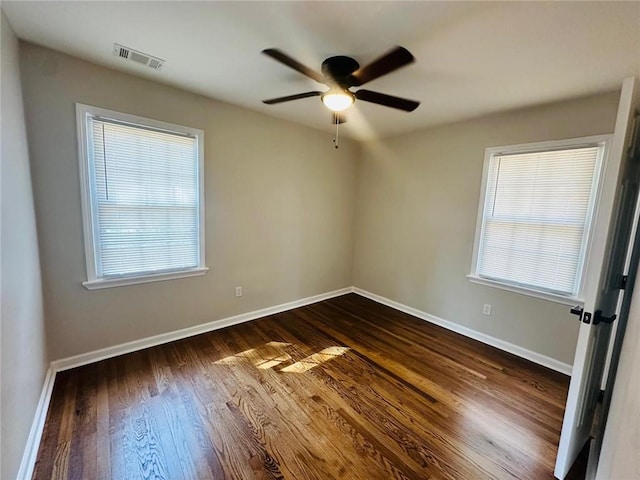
{"left": 468, "top": 134, "right": 611, "bottom": 305}
{"left": 76, "top": 103, "right": 208, "bottom": 290}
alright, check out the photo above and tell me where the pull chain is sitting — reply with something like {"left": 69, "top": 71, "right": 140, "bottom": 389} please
{"left": 332, "top": 113, "right": 340, "bottom": 149}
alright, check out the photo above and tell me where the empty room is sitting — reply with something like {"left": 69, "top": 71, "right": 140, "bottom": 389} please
{"left": 2, "top": 2, "right": 640, "bottom": 479}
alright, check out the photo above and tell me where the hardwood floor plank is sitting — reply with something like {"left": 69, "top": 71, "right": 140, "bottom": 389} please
{"left": 304, "top": 301, "right": 561, "bottom": 476}
{"left": 32, "top": 373, "right": 70, "bottom": 479}
{"left": 222, "top": 324, "right": 367, "bottom": 480}
{"left": 71, "top": 365, "right": 98, "bottom": 479}
{"left": 307, "top": 301, "right": 564, "bottom": 443}
{"left": 160, "top": 343, "right": 237, "bottom": 479}
{"left": 261, "top": 318, "right": 447, "bottom": 477}
{"left": 33, "top": 294, "right": 573, "bottom": 480}
{"left": 147, "top": 346, "right": 222, "bottom": 479}
{"left": 96, "top": 362, "right": 112, "bottom": 480}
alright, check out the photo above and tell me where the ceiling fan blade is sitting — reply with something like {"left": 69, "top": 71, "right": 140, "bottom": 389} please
{"left": 262, "top": 91, "right": 322, "bottom": 105}
{"left": 262, "top": 49, "right": 325, "bottom": 84}
{"left": 332, "top": 112, "right": 347, "bottom": 124}
{"left": 348, "top": 46, "right": 415, "bottom": 87}
{"left": 355, "top": 89, "right": 420, "bottom": 112}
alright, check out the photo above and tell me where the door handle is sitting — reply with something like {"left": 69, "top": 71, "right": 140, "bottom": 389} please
{"left": 593, "top": 310, "right": 617, "bottom": 325}
{"left": 570, "top": 305, "right": 584, "bottom": 321}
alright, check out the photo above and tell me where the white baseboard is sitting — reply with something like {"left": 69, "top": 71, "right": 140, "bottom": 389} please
{"left": 51, "top": 287, "right": 352, "bottom": 372}
{"left": 352, "top": 287, "right": 573, "bottom": 376}
{"left": 17, "top": 366, "right": 56, "bottom": 480}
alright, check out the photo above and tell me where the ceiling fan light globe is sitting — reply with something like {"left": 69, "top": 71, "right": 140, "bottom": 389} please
{"left": 321, "top": 92, "right": 354, "bottom": 112}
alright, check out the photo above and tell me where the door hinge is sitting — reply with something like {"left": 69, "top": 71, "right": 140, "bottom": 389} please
{"left": 620, "top": 275, "right": 628, "bottom": 290}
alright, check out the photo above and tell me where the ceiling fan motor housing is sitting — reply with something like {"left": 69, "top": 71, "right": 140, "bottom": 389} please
{"left": 321, "top": 56, "right": 359, "bottom": 86}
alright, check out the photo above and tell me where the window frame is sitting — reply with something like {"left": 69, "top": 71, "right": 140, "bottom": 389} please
{"left": 468, "top": 135, "right": 611, "bottom": 306}
{"left": 76, "top": 103, "right": 208, "bottom": 290}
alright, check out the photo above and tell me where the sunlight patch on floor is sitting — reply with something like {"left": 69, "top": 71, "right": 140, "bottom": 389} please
{"left": 214, "top": 343, "right": 349, "bottom": 373}
{"left": 214, "top": 342, "right": 293, "bottom": 368}
{"left": 281, "top": 346, "right": 350, "bottom": 373}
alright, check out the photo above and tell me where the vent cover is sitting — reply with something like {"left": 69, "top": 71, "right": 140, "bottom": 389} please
{"left": 113, "top": 43, "right": 164, "bottom": 70}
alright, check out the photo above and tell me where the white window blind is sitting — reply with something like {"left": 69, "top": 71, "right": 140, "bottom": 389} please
{"left": 476, "top": 145, "right": 603, "bottom": 297}
{"left": 77, "top": 104, "right": 206, "bottom": 289}
{"left": 88, "top": 116, "right": 200, "bottom": 278}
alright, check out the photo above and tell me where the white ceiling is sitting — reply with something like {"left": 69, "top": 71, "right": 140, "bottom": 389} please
{"left": 3, "top": 1, "right": 640, "bottom": 140}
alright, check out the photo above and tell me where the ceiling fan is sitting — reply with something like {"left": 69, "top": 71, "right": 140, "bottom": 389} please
{"left": 261, "top": 46, "right": 420, "bottom": 122}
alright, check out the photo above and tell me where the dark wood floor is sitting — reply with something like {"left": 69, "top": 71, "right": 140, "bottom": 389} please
{"left": 34, "top": 293, "right": 577, "bottom": 479}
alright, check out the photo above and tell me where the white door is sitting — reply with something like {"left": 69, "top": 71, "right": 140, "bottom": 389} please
{"left": 589, "top": 155, "right": 640, "bottom": 478}
{"left": 555, "top": 76, "right": 640, "bottom": 479}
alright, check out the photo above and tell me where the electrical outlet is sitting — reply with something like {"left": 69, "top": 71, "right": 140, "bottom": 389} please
{"left": 483, "top": 304, "right": 492, "bottom": 316}
{"left": 235, "top": 286, "right": 242, "bottom": 297}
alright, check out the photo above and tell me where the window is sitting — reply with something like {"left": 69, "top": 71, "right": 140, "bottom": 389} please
{"left": 469, "top": 136, "right": 610, "bottom": 303}
{"left": 76, "top": 104, "right": 207, "bottom": 289}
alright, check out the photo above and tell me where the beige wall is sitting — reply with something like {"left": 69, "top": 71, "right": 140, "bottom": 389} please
{"left": 19, "top": 43, "right": 359, "bottom": 361}
{"left": 14, "top": 37, "right": 622, "bottom": 371}
{"left": 352, "top": 92, "right": 620, "bottom": 365}
{"left": 1, "top": 13, "right": 48, "bottom": 480}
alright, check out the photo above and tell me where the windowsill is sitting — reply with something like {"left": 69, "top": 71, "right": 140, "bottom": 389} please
{"left": 466, "top": 274, "right": 583, "bottom": 307}
{"left": 82, "top": 267, "right": 209, "bottom": 290}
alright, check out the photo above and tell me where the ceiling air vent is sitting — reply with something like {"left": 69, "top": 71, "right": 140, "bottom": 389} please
{"left": 113, "top": 43, "right": 164, "bottom": 70}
